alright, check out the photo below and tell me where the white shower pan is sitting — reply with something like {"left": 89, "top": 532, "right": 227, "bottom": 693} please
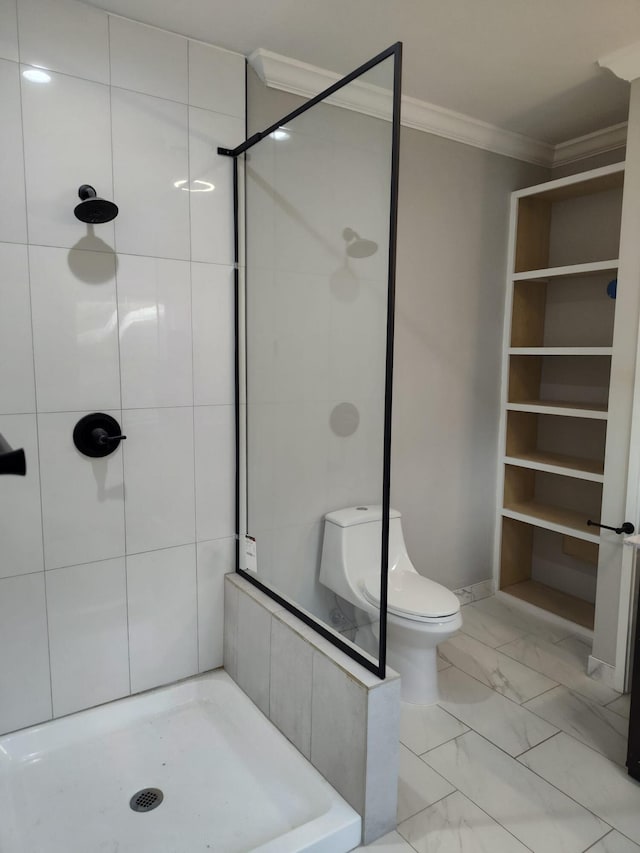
{"left": 0, "top": 670, "right": 361, "bottom": 852}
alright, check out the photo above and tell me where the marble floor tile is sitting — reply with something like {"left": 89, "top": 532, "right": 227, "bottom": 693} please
{"left": 398, "top": 790, "right": 531, "bottom": 853}
{"left": 397, "top": 743, "right": 454, "bottom": 823}
{"left": 524, "top": 685, "right": 628, "bottom": 765}
{"left": 519, "top": 732, "right": 640, "bottom": 844}
{"left": 474, "top": 595, "right": 573, "bottom": 643}
{"left": 354, "top": 829, "right": 415, "bottom": 851}
{"left": 607, "top": 694, "right": 631, "bottom": 720}
{"left": 499, "top": 635, "right": 619, "bottom": 705}
{"left": 424, "top": 731, "right": 609, "bottom": 853}
{"left": 437, "top": 654, "right": 451, "bottom": 672}
{"left": 437, "top": 666, "right": 558, "bottom": 756}
{"left": 400, "top": 700, "right": 469, "bottom": 756}
{"left": 585, "top": 831, "right": 640, "bottom": 853}
{"left": 438, "top": 633, "right": 557, "bottom": 704}
{"left": 458, "top": 601, "right": 528, "bottom": 648}
{"left": 555, "top": 635, "right": 592, "bottom": 665}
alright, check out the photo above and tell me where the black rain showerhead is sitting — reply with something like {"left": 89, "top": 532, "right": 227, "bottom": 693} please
{"left": 342, "top": 227, "right": 378, "bottom": 258}
{"left": 74, "top": 184, "right": 119, "bottom": 224}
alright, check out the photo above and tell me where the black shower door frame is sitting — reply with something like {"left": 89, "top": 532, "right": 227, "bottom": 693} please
{"left": 219, "top": 42, "right": 402, "bottom": 680}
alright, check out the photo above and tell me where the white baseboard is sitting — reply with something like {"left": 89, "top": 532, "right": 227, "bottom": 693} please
{"left": 587, "top": 654, "right": 620, "bottom": 692}
{"left": 453, "top": 579, "right": 495, "bottom": 605}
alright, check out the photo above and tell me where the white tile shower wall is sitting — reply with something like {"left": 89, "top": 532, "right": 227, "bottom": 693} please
{"left": 0, "top": 0, "right": 244, "bottom": 735}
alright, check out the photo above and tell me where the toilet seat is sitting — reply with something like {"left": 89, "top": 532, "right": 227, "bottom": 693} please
{"left": 363, "top": 570, "right": 460, "bottom": 622}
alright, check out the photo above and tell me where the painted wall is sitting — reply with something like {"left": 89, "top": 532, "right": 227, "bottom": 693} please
{"left": 0, "top": 0, "right": 244, "bottom": 735}
{"left": 392, "top": 129, "right": 547, "bottom": 590}
{"left": 247, "top": 70, "right": 547, "bottom": 594}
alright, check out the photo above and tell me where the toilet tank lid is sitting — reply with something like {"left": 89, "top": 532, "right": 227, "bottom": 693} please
{"left": 324, "top": 506, "right": 401, "bottom": 527}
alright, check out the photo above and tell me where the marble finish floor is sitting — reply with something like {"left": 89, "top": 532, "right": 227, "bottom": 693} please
{"left": 356, "top": 594, "right": 638, "bottom": 853}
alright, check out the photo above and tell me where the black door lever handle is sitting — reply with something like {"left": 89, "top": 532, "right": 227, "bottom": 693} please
{"left": 587, "top": 519, "right": 635, "bottom": 535}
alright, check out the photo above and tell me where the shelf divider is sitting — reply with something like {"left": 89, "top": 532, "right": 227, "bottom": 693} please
{"left": 501, "top": 580, "right": 595, "bottom": 629}
{"left": 502, "top": 499, "right": 600, "bottom": 542}
{"left": 504, "top": 451, "right": 604, "bottom": 482}
{"left": 508, "top": 347, "right": 612, "bottom": 356}
{"left": 512, "top": 259, "right": 619, "bottom": 282}
{"left": 506, "top": 401, "right": 608, "bottom": 420}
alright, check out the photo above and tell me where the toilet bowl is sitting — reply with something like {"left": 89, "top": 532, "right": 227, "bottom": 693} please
{"left": 319, "top": 505, "right": 462, "bottom": 704}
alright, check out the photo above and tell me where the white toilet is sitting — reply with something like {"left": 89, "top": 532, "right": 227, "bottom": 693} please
{"left": 319, "top": 505, "right": 462, "bottom": 704}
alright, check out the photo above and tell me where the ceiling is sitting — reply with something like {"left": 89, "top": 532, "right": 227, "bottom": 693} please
{"left": 85, "top": 0, "right": 640, "bottom": 144}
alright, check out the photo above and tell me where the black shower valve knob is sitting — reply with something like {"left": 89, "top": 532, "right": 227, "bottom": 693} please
{"left": 92, "top": 427, "right": 126, "bottom": 447}
{"left": 73, "top": 413, "right": 126, "bottom": 458}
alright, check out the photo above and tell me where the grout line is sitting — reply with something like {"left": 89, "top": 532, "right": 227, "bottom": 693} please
{"left": 1, "top": 403, "right": 234, "bottom": 417}
{"left": 0, "top": 235, "right": 235, "bottom": 268}
{"left": 432, "top": 730, "right": 614, "bottom": 847}
{"left": 396, "top": 789, "right": 537, "bottom": 853}
{"left": 512, "top": 731, "right": 618, "bottom": 837}
{"left": 14, "top": 0, "right": 55, "bottom": 720}
{"left": 442, "top": 633, "right": 560, "bottom": 704}
{"left": 187, "top": 41, "right": 201, "bottom": 676}
{"left": 424, "top": 705, "right": 550, "bottom": 768}
{"left": 518, "top": 680, "right": 561, "bottom": 703}
{"left": 107, "top": 15, "right": 131, "bottom": 697}
{"left": 398, "top": 787, "right": 457, "bottom": 827}
{"left": 105, "top": 9, "right": 245, "bottom": 60}
{"left": 0, "top": 540, "right": 218, "bottom": 582}
{"left": 514, "top": 728, "right": 562, "bottom": 759}
{"left": 581, "top": 830, "right": 617, "bottom": 852}
{"left": 415, "top": 727, "right": 471, "bottom": 758}
{"left": 8, "top": 49, "right": 245, "bottom": 120}
{"left": 604, "top": 697, "right": 630, "bottom": 719}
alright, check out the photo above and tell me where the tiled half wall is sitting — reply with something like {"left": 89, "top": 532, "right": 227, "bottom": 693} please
{"left": 224, "top": 573, "right": 401, "bottom": 845}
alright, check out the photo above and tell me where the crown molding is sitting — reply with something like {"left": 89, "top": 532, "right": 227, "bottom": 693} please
{"left": 399, "top": 94, "right": 554, "bottom": 165}
{"left": 249, "top": 48, "right": 627, "bottom": 169}
{"left": 599, "top": 41, "right": 640, "bottom": 82}
{"left": 552, "top": 122, "right": 627, "bottom": 166}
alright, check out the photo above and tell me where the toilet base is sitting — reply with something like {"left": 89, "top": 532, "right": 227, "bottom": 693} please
{"left": 384, "top": 611, "right": 462, "bottom": 705}
{"left": 387, "top": 645, "right": 439, "bottom": 705}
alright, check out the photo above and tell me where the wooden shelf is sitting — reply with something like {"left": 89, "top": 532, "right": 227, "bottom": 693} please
{"left": 501, "top": 580, "right": 595, "bottom": 629}
{"left": 507, "top": 401, "right": 608, "bottom": 420}
{"left": 502, "top": 500, "right": 600, "bottom": 542}
{"left": 508, "top": 347, "right": 612, "bottom": 356}
{"left": 515, "top": 163, "right": 624, "bottom": 203}
{"left": 504, "top": 451, "right": 604, "bottom": 482}
{"left": 512, "top": 260, "right": 618, "bottom": 282}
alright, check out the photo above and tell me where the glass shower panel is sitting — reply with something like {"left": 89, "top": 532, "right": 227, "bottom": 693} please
{"left": 240, "top": 48, "right": 400, "bottom": 672}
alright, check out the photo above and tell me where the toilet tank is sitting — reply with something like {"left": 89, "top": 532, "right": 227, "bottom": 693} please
{"left": 319, "top": 505, "right": 403, "bottom": 608}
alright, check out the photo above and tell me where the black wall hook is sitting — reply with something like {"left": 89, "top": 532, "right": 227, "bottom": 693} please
{"left": 73, "top": 413, "right": 126, "bottom": 458}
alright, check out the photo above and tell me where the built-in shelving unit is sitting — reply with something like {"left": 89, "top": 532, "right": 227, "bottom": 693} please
{"left": 495, "top": 163, "right": 625, "bottom": 631}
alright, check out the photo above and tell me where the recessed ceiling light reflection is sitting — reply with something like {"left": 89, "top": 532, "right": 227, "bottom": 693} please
{"left": 22, "top": 68, "right": 51, "bottom": 83}
{"left": 270, "top": 129, "right": 290, "bottom": 141}
{"left": 173, "top": 179, "right": 215, "bottom": 192}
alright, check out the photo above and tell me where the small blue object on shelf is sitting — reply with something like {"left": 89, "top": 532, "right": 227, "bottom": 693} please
{"left": 607, "top": 278, "right": 618, "bottom": 300}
